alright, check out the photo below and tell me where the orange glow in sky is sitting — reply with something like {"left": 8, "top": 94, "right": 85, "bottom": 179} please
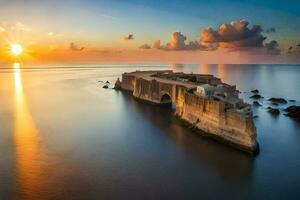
{"left": 0, "top": 0, "right": 299, "bottom": 64}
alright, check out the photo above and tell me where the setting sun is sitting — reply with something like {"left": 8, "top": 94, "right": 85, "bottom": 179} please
{"left": 11, "top": 44, "right": 23, "bottom": 56}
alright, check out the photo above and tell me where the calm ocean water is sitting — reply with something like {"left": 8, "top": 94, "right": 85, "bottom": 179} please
{"left": 0, "top": 64, "right": 300, "bottom": 199}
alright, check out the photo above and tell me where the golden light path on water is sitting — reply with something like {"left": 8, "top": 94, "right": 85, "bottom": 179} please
{"left": 13, "top": 63, "right": 45, "bottom": 199}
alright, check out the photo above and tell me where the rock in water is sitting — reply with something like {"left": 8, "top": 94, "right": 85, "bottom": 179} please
{"left": 103, "top": 85, "right": 109, "bottom": 89}
{"left": 251, "top": 89, "right": 259, "bottom": 93}
{"left": 253, "top": 101, "right": 262, "bottom": 106}
{"left": 250, "top": 94, "right": 263, "bottom": 99}
{"left": 268, "top": 98, "right": 287, "bottom": 104}
{"left": 284, "top": 105, "right": 300, "bottom": 120}
{"left": 114, "top": 78, "right": 122, "bottom": 90}
{"left": 267, "top": 107, "right": 280, "bottom": 115}
{"left": 106, "top": 81, "right": 110, "bottom": 84}
{"left": 284, "top": 105, "right": 299, "bottom": 112}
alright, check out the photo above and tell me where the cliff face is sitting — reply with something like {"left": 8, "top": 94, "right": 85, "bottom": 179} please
{"left": 120, "top": 71, "right": 258, "bottom": 154}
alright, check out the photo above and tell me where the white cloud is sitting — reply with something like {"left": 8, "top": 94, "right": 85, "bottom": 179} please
{"left": 0, "top": 26, "right": 5, "bottom": 32}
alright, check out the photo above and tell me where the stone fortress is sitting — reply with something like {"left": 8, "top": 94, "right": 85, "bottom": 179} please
{"left": 116, "top": 70, "right": 258, "bottom": 154}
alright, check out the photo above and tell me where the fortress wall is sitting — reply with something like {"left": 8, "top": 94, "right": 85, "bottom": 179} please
{"left": 181, "top": 92, "right": 223, "bottom": 124}
{"left": 225, "top": 112, "right": 255, "bottom": 141}
{"left": 149, "top": 79, "right": 160, "bottom": 102}
{"left": 121, "top": 72, "right": 257, "bottom": 153}
{"left": 158, "top": 82, "right": 175, "bottom": 103}
{"left": 133, "top": 78, "right": 151, "bottom": 100}
{"left": 225, "top": 111, "right": 257, "bottom": 140}
{"left": 175, "top": 86, "right": 186, "bottom": 114}
{"left": 133, "top": 78, "right": 161, "bottom": 103}
{"left": 177, "top": 92, "right": 257, "bottom": 151}
{"left": 225, "top": 111, "right": 247, "bottom": 130}
{"left": 121, "top": 74, "right": 136, "bottom": 91}
{"left": 159, "top": 82, "right": 173, "bottom": 95}
{"left": 132, "top": 78, "right": 177, "bottom": 104}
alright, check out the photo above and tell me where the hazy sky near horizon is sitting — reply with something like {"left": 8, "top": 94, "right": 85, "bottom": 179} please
{"left": 0, "top": 0, "right": 300, "bottom": 63}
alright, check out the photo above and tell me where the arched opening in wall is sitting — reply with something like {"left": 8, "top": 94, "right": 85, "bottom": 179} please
{"left": 160, "top": 93, "right": 172, "bottom": 105}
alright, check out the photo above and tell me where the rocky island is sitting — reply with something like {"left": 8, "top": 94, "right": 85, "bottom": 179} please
{"left": 116, "top": 70, "right": 258, "bottom": 154}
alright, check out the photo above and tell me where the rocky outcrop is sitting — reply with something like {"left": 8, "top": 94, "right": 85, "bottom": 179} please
{"left": 114, "top": 78, "right": 122, "bottom": 90}
{"left": 268, "top": 98, "right": 287, "bottom": 104}
{"left": 250, "top": 94, "right": 263, "bottom": 99}
{"left": 253, "top": 101, "right": 262, "bottom": 106}
{"left": 284, "top": 106, "right": 300, "bottom": 120}
{"left": 267, "top": 107, "right": 280, "bottom": 115}
{"left": 251, "top": 89, "right": 259, "bottom": 93}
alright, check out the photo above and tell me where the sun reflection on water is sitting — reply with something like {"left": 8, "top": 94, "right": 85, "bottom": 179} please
{"left": 13, "top": 63, "right": 44, "bottom": 199}
{"left": 14, "top": 63, "right": 23, "bottom": 99}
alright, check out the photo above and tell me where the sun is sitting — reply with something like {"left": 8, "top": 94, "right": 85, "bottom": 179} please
{"left": 11, "top": 44, "right": 24, "bottom": 56}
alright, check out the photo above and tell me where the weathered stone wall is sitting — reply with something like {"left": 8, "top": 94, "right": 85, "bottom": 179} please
{"left": 133, "top": 78, "right": 159, "bottom": 103}
{"left": 177, "top": 92, "right": 257, "bottom": 152}
{"left": 174, "top": 86, "right": 186, "bottom": 113}
{"left": 133, "top": 78, "right": 176, "bottom": 104}
{"left": 121, "top": 74, "right": 136, "bottom": 91}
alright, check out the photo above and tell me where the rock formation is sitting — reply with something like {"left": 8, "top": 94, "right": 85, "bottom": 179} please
{"left": 114, "top": 78, "right": 122, "bottom": 90}
{"left": 268, "top": 98, "right": 287, "bottom": 104}
{"left": 250, "top": 94, "right": 263, "bottom": 99}
{"left": 267, "top": 107, "right": 280, "bottom": 115}
{"left": 284, "top": 105, "right": 300, "bottom": 120}
{"left": 251, "top": 89, "right": 259, "bottom": 93}
{"left": 253, "top": 101, "right": 262, "bottom": 106}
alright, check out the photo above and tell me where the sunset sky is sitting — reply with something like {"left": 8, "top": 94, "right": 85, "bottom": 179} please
{"left": 0, "top": 0, "right": 300, "bottom": 64}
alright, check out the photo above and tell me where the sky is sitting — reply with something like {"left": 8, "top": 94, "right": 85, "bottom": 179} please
{"left": 0, "top": 0, "right": 300, "bottom": 64}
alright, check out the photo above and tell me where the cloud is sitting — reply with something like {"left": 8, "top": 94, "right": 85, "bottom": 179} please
{"left": 287, "top": 42, "right": 300, "bottom": 54}
{"left": 0, "top": 22, "right": 32, "bottom": 32}
{"left": 159, "top": 32, "right": 213, "bottom": 51}
{"left": 138, "top": 19, "right": 280, "bottom": 55}
{"left": 286, "top": 43, "right": 300, "bottom": 54}
{"left": 265, "top": 40, "right": 281, "bottom": 55}
{"left": 47, "top": 32, "right": 63, "bottom": 37}
{"left": 15, "top": 22, "right": 32, "bottom": 32}
{"left": 123, "top": 34, "right": 134, "bottom": 40}
{"left": 200, "top": 19, "right": 265, "bottom": 48}
{"left": 266, "top": 27, "right": 276, "bottom": 33}
{"left": 199, "top": 19, "right": 282, "bottom": 54}
{"left": 69, "top": 43, "right": 84, "bottom": 51}
{"left": 186, "top": 40, "right": 214, "bottom": 50}
{"left": 153, "top": 39, "right": 161, "bottom": 49}
{"left": 165, "top": 32, "right": 187, "bottom": 50}
{"left": 139, "top": 44, "right": 151, "bottom": 49}
{"left": 0, "top": 26, "right": 5, "bottom": 32}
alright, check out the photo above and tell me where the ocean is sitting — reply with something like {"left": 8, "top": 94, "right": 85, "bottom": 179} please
{"left": 0, "top": 63, "right": 300, "bottom": 199}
